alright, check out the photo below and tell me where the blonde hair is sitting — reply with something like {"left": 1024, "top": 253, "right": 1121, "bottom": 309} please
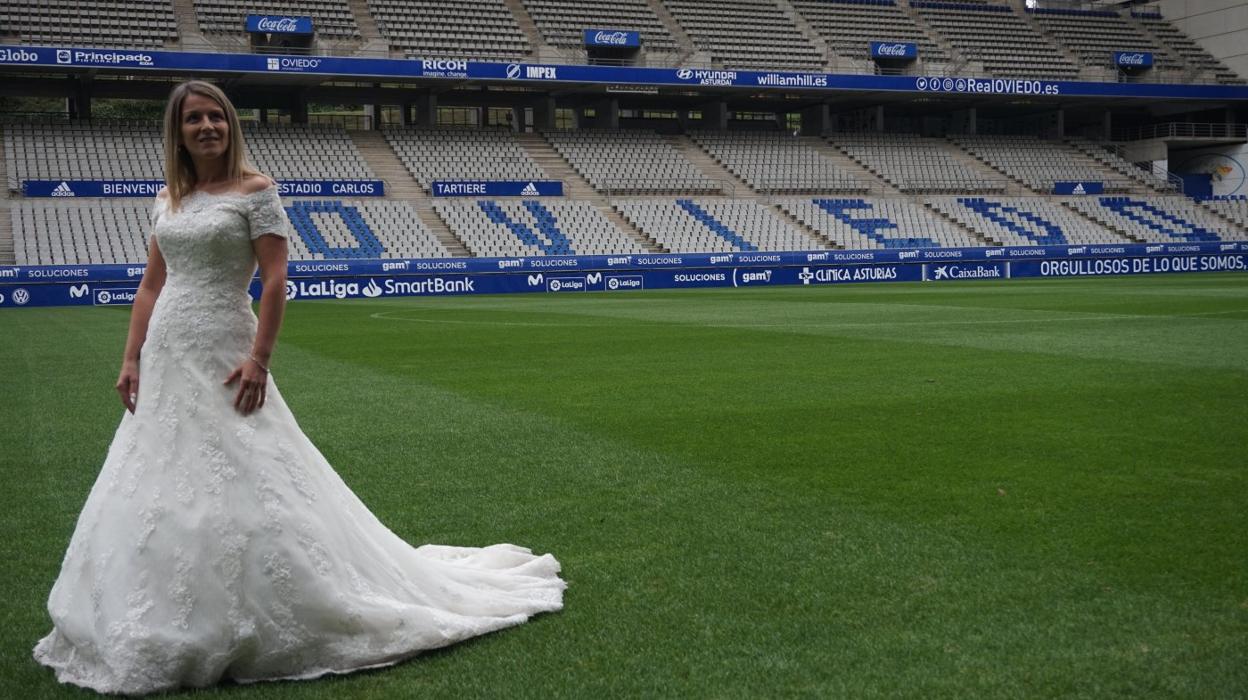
{"left": 162, "top": 80, "right": 257, "bottom": 211}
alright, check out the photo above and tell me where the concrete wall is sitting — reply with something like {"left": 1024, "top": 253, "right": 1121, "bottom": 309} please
{"left": 1158, "top": 0, "right": 1248, "bottom": 81}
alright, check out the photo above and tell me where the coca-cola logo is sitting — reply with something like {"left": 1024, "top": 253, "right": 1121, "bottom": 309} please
{"left": 593, "top": 31, "right": 631, "bottom": 45}
{"left": 1117, "top": 52, "right": 1149, "bottom": 66}
{"left": 875, "top": 43, "right": 911, "bottom": 57}
{"left": 257, "top": 16, "right": 301, "bottom": 32}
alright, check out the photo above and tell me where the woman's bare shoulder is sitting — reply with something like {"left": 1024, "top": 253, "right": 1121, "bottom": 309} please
{"left": 240, "top": 173, "right": 277, "bottom": 194}
{"left": 156, "top": 186, "right": 169, "bottom": 200}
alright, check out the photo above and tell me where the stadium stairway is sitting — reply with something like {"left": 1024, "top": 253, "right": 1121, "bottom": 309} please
{"left": 771, "top": 0, "right": 831, "bottom": 71}
{"left": 169, "top": 0, "right": 213, "bottom": 51}
{"left": 0, "top": 138, "right": 11, "bottom": 264}
{"left": 349, "top": 130, "right": 470, "bottom": 256}
{"left": 500, "top": 0, "right": 548, "bottom": 58}
{"left": 516, "top": 133, "right": 661, "bottom": 252}
{"left": 1015, "top": 3, "right": 1091, "bottom": 80}
{"left": 642, "top": 0, "right": 702, "bottom": 64}
{"left": 666, "top": 135, "right": 756, "bottom": 199}
{"left": 344, "top": 0, "right": 390, "bottom": 55}
{"left": 921, "top": 200, "right": 995, "bottom": 247}
{"left": 814, "top": 138, "right": 902, "bottom": 195}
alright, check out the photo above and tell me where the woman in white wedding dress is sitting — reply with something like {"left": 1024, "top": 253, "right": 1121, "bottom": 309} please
{"left": 34, "top": 81, "right": 565, "bottom": 695}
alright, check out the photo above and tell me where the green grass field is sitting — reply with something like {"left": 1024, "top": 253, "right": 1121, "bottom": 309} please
{"left": 2, "top": 274, "right": 1246, "bottom": 698}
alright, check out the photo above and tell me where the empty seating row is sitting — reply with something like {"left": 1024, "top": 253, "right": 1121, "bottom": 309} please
{"left": 791, "top": 0, "right": 949, "bottom": 65}
{"left": 780, "top": 197, "right": 979, "bottom": 249}
{"left": 1064, "top": 196, "right": 1240, "bottom": 242}
{"left": 914, "top": 3, "right": 1079, "bottom": 80}
{"left": 1029, "top": 9, "right": 1177, "bottom": 73}
{"left": 546, "top": 130, "right": 719, "bottom": 194}
{"left": 521, "top": 0, "right": 678, "bottom": 54}
{"left": 433, "top": 199, "right": 645, "bottom": 257}
{"left": 1, "top": 0, "right": 177, "bottom": 48}
{"left": 193, "top": 0, "right": 359, "bottom": 39}
{"left": 384, "top": 128, "right": 548, "bottom": 191}
{"left": 664, "top": 0, "right": 825, "bottom": 72}
{"left": 370, "top": 0, "right": 530, "bottom": 60}
{"left": 691, "top": 131, "right": 866, "bottom": 194}
{"left": 926, "top": 196, "right": 1124, "bottom": 246}
{"left": 950, "top": 135, "right": 1127, "bottom": 193}
{"left": 833, "top": 133, "right": 1003, "bottom": 193}
{"left": 614, "top": 198, "right": 821, "bottom": 253}
{"left": 244, "top": 124, "right": 376, "bottom": 181}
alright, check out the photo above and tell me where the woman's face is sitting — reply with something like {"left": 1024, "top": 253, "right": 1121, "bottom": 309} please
{"left": 180, "top": 92, "right": 229, "bottom": 163}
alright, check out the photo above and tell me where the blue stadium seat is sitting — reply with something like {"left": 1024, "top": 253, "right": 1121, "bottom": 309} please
{"left": 957, "top": 198, "right": 1068, "bottom": 245}
{"left": 812, "top": 199, "right": 939, "bottom": 248}
{"left": 1097, "top": 197, "right": 1222, "bottom": 242}
{"left": 675, "top": 199, "right": 758, "bottom": 252}
{"left": 477, "top": 200, "right": 576, "bottom": 255}
{"left": 285, "top": 201, "right": 385, "bottom": 258}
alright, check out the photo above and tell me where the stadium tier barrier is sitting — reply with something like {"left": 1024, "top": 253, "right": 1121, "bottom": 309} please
{"left": 2, "top": 241, "right": 1245, "bottom": 308}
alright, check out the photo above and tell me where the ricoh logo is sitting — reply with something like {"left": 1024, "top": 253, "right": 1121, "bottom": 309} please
{"left": 593, "top": 31, "right": 631, "bottom": 45}
{"left": 1118, "top": 53, "right": 1148, "bottom": 66}
{"left": 0, "top": 48, "right": 41, "bottom": 63}
{"left": 709, "top": 254, "right": 733, "bottom": 264}
{"left": 498, "top": 258, "right": 524, "bottom": 270}
{"left": 257, "top": 17, "right": 301, "bottom": 32}
{"left": 421, "top": 58, "right": 468, "bottom": 72}
{"left": 876, "top": 43, "right": 910, "bottom": 57}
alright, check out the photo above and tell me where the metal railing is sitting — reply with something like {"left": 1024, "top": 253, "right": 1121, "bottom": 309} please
{"left": 1113, "top": 122, "right": 1248, "bottom": 142}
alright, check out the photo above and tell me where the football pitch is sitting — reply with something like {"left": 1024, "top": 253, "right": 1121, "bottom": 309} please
{"left": 2, "top": 274, "right": 1246, "bottom": 698}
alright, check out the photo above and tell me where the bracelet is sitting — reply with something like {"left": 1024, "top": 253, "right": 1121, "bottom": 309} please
{"left": 249, "top": 354, "right": 270, "bottom": 374}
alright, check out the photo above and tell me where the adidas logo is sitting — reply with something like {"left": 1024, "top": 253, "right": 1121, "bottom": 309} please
{"left": 1072, "top": 183, "right": 1086, "bottom": 195}
{"left": 520, "top": 182, "right": 539, "bottom": 196}
{"left": 51, "top": 181, "right": 75, "bottom": 197}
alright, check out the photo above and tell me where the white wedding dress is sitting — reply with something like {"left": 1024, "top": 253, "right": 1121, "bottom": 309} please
{"left": 34, "top": 186, "right": 566, "bottom": 695}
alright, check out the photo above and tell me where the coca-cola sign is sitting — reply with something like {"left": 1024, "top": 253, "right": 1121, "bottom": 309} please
{"left": 1114, "top": 51, "right": 1153, "bottom": 68}
{"left": 245, "top": 15, "right": 314, "bottom": 35}
{"left": 584, "top": 29, "right": 640, "bottom": 48}
{"left": 871, "top": 42, "right": 917, "bottom": 60}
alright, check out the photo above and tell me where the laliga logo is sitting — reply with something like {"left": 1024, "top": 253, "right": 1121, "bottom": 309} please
{"left": 876, "top": 43, "right": 909, "bottom": 57}
{"left": 257, "top": 17, "right": 300, "bottom": 32}
{"left": 608, "top": 278, "right": 620, "bottom": 290}
{"left": 594, "top": 31, "right": 630, "bottom": 45}
{"left": 285, "top": 280, "right": 298, "bottom": 300}
{"left": 677, "top": 68, "right": 693, "bottom": 80}
{"left": 506, "top": 64, "right": 521, "bottom": 79}
{"left": 96, "top": 290, "right": 112, "bottom": 304}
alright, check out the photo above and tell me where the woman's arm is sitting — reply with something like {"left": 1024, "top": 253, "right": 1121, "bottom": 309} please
{"left": 116, "top": 235, "right": 168, "bottom": 413}
{"left": 225, "top": 233, "right": 288, "bottom": 415}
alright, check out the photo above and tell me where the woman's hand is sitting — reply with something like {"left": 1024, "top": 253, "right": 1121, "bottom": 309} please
{"left": 224, "top": 357, "right": 268, "bottom": 415}
{"left": 116, "top": 360, "right": 140, "bottom": 414}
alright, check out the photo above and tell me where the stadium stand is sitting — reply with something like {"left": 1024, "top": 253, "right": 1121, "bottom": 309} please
{"left": 193, "top": 0, "right": 359, "bottom": 39}
{"left": 790, "top": 0, "right": 949, "bottom": 68}
{"left": 1201, "top": 197, "right": 1248, "bottom": 228}
{"left": 614, "top": 198, "right": 821, "bottom": 252}
{"left": 433, "top": 199, "right": 645, "bottom": 257}
{"left": 12, "top": 200, "right": 150, "bottom": 265}
{"left": 521, "top": 0, "right": 679, "bottom": 56}
{"left": 1134, "top": 12, "right": 1247, "bottom": 85}
{"left": 545, "top": 130, "right": 720, "bottom": 194}
{"left": 778, "top": 197, "right": 980, "bottom": 249}
{"left": 368, "top": 0, "right": 530, "bottom": 60}
{"left": 926, "top": 196, "right": 1125, "bottom": 246}
{"left": 689, "top": 131, "right": 867, "bottom": 194}
{"left": 0, "top": 0, "right": 178, "bottom": 48}
{"left": 383, "top": 128, "right": 548, "bottom": 191}
{"left": 1064, "top": 196, "right": 1240, "bottom": 242}
{"left": 1066, "top": 138, "right": 1175, "bottom": 192}
{"left": 244, "top": 124, "right": 375, "bottom": 181}
{"left": 1028, "top": 8, "right": 1179, "bottom": 77}
{"left": 4, "top": 121, "right": 163, "bottom": 192}
{"left": 831, "top": 133, "right": 1004, "bottom": 194}
{"left": 911, "top": 2, "right": 1079, "bottom": 79}
{"left": 285, "top": 199, "right": 450, "bottom": 259}
{"left": 663, "top": 0, "right": 825, "bottom": 71}
{"left": 949, "top": 135, "right": 1130, "bottom": 194}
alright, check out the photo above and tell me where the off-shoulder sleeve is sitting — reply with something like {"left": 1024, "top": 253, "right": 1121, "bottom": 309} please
{"left": 247, "top": 185, "right": 291, "bottom": 240}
